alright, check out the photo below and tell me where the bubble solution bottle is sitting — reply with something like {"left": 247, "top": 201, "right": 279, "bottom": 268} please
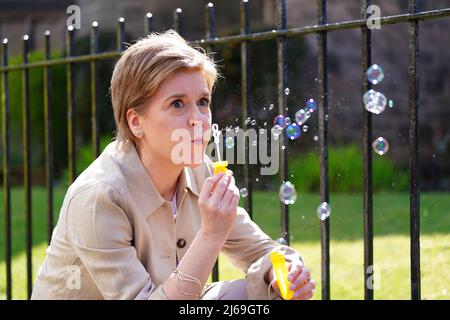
{"left": 269, "top": 250, "right": 294, "bottom": 300}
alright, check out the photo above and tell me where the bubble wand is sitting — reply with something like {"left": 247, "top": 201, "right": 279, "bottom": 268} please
{"left": 211, "top": 124, "right": 228, "bottom": 175}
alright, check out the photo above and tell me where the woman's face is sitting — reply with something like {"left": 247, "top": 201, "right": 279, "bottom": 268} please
{"left": 135, "top": 69, "right": 212, "bottom": 168}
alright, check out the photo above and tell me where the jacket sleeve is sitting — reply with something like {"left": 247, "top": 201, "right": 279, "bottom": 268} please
{"left": 221, "top": 206, "right": 304, "bottom": 300}
{"left": 66, "top": 182, "right": 169, "bottom": 300}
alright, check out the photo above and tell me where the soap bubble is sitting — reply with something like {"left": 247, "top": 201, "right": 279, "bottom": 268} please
{"left": 269, "top": 104, "right": 275, "bottom": 110}
{"left": 279, "top": 181, "right": 297, "bottom": 205}
{"left": 302, "top": 125, "right": 309, "bottom": 133}
{"left": 366, "top": 64, "right": 384, "bottom": 85}
{"left": 314, "top": 135, "right": 319, "bottom": 142}
{"left": 275, "top": 237, "right": 287, "bottom": 245}
{"left": 285, "top": 123, "right": 302, "bottom": 140}
{"left": 284, "top": 88, "right": 290, "bottom": 95}
{"left": 274, "top": 115, "right": 288, "bottom": 128}
{"left": 317, "top": 202, "right": 331, "bottom": 220}
{"left": 306, "top": 99, "right": 317, "bottom": 112}
{"left": 285, "top": 116, "right": 291, "bottom": 125}
{"left": 250, "top": 119, "right": 257, "bottom": 126}
{"left": 388, "top": 100, "right": 394, "bottom": 108}
{"left": 251, "top": 140, "right": 257, "bottom": 147}
{"left": 225, "top": 136, "right": 235, "bottom": 149}
{"left": 240, "top": 188, "right": 248, "bottom": 198}
{"left": 372, "top": 137, "right": 389, "bottom": 155}
{"left": 363, "top": 89, "right": 387, "bottom": 114}
{"left": 295, "top": 109, "right": 307, "bottom": 125}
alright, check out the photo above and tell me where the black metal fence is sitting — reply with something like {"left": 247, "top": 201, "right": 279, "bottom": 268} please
{"left": 1, "top": 0, "right": 449, "bottom": 300}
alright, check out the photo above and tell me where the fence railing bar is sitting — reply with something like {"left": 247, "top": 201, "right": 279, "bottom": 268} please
{"left": 317, "top": 0, "right": 330, "bottom": 300}
{"left": 408, "top": 0, "right": 421, "bottom": 301}
{"left": 1, "top": 8, "right": 449, "bottom": 74}
{"left": 91, "top": 22, "right": 100, "bottom": 159}
{"left": 2, "top": 38, "right": 12, "bottom": 300}
{"left": 43, "top": 30, "right": 54, "bottom": 245}
{"left": 22, "top": 34, "right": 33, "bottom": 299}
{"left": 146, "top": 12, "right": 153, "bottom": 34}
{"left": 117, "top": 17, "right": 126, "bottom": 51}
{"left": 66, "top": 26, "right": 76, "bottom": 184}
{"left": 240, "top": 0, "right": 253, "bottom": 220}
{"left": 205, "top": 3, "right": 216, "bottom": 43}
{"left": 361, "top": 0, "right": 374, "bottom": 301}
{"left": 276, "top": 0, "right": 289, "bottom": 245}
{"left": 174, "top": 8, "right": 183, "bottom": 38}
{"left": 191, "top": 8, "right": 450, "bottom": 46}
{"left": 0, "top": 51, "right": 122, "bottom": 73}
{"left": 205, "top": 2, "right": 220, "bottom": 283}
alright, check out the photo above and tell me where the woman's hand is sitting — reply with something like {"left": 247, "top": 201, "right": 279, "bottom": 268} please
{"left": 270, "top": 258, "right": 315, "bottom": 300}
{"left": 198, "top": 170, "right": 240, "bottom": 240}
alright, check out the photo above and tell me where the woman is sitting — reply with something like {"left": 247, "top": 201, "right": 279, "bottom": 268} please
{"left": 31, "top": 30, "right": 315, "bottom": 300}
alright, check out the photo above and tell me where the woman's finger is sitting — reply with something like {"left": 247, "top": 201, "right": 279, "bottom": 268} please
{"left": 292, "top": 280, "right": 315, "bottom": 300}
{"left": 221, "top": 177, "right": 236, "bottom": 208}
{"left": 290, "top": 268, "right": 311, "bottom": 291}
{"left": 199, "top": 172, "right": 224, "bottom": 202}
{"left": 210, "top": 170, "right": 233, "bottom": 203}
{"left": 287, "top": 259, "right": 304, "bottom": 282}
{"left": 227, "top": 193, "right": 240, "bottom": 212}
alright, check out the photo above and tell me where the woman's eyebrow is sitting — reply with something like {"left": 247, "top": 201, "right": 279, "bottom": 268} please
{"left": 165, "top": 92, "right": 211, "bottom": 101}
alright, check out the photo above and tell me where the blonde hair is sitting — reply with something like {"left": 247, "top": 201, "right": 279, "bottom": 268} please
{"left": 110, "top": 29, "right": 219, "bottom": 143}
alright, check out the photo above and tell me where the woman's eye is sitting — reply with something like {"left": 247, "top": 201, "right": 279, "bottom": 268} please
{"left": 172, "top": 100, "right": 184, "bottom": 109}
{"left": 198, "top": 98, "right": 210, "bottom": 107}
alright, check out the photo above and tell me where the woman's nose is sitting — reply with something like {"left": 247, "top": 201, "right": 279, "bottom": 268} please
{"left": 189, "top": 118, "right": 202, "bottom": 128}
{"left": 188, "top": 105, "right": 203, "bottom": 127}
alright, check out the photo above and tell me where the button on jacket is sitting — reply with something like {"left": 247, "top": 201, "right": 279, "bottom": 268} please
{"left": 31, "top": 140, "right": 302, "bottom": 300}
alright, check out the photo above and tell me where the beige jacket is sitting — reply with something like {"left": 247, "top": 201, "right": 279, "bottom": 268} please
{"left": 31, "top": 140, "right": 302, "bottom": 300}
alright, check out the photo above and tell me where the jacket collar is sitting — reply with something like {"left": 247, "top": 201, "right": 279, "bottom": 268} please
{"left": 108, "top": 140, "right": 204, "bottom": 218}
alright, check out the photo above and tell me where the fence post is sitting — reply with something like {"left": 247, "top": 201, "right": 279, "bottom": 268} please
{"left": 317, "top": 0, "right": 330, "bottom": 300}
{"left": 361, "top": 0, "right": 374, "bottom": 301}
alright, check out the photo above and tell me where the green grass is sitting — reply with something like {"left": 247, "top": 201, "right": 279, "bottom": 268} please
{"left": 1, "top": 188, "right": 449, "bottom": 300}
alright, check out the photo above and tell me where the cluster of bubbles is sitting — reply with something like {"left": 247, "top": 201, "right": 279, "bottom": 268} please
{"left": 271, "top": 95, "right": 317, "bottom": 142}
{"left": 222, "top": 90, "right": 327, "bottom": 220}
{"left": 364, "top": 64, "right": 392, "bottom": 156}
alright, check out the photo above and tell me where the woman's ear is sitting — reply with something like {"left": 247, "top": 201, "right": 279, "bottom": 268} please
{"left": 126, "top": 108, "right": 143, "bottom": 138}
{"left": 127, "top": 108, "right": 141, "bottom": 131}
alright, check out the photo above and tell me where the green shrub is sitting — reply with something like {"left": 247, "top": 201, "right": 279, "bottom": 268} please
{"left": 59, "top": 135, "right": 114, "bottom": 187}
{"left": 0, "top": 51, "right": 68, "bottom": 178}
{"left": 287, "top": 144, "right": 408, "bottom": 193}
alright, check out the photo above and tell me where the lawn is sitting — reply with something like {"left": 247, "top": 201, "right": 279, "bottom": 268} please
{"left": 0, "top": 187, "right": 449, "bottom": 300}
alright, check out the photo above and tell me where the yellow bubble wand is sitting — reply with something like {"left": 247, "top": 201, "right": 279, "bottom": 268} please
{"left": 211, "top": 123, "right": 228, "bottom": 175}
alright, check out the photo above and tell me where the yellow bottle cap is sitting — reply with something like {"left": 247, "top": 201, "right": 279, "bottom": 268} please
{"left": 213, "top": 161, "right": 228, "bottom": 175}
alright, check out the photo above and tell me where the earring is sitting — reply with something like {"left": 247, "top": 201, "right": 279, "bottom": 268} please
{"left": 135, "top": 129, "right": 143, "bottom": 138}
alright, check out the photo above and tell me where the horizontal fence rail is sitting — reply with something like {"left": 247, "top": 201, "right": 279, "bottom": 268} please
{"left": 1, "top": 0, "right": 449, "bottom": 300}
